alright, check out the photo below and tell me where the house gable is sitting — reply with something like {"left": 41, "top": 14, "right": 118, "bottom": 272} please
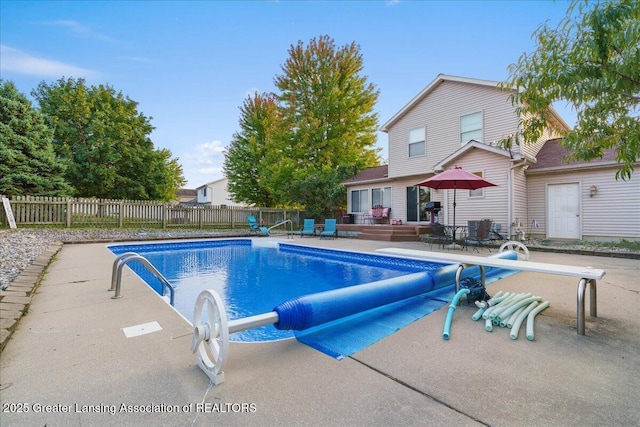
{"left": 434, "top": 140, "right": 517, "bottom": 172}
{"left": 380, "top": 74, "right": 504, "bottom": 132}
{"left": 382, "top": 74, "right": 569, "bottom": 182}
{"left": 383, "top": 75, "right": 521, "bottom": 180}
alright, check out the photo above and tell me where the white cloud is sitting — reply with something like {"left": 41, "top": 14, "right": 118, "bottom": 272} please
{"left": 0, "top": 45, "right": 100, "bottom": 79}
{"left": 180, "top": 140, "right": 227, "bottom": 187}
{"left": 120, "top": 56, "right": 154, "bottom": 63}
{"left": 45, "top": 20, "right": 117, "bottom": 43}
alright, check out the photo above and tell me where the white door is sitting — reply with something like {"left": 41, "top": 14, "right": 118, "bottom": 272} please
{"left": 547, "top": 183, "right": 580, "bottom": 239}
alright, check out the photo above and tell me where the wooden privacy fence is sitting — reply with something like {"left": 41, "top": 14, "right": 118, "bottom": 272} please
{"left": 0, "top": 195, "right": 301, "bottom": 230}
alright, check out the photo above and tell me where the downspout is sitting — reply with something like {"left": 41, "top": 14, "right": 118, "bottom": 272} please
{"left": 507, "top": 169, "right": 512, "bottom": 240}
{"left": 509, "top": 156, "right": 534, "bottom": 240}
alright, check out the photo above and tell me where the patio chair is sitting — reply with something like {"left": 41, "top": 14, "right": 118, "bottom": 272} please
{"left": 319, "top": 219, "right": 338, "bottom": 239}
{"left": 490, "top": 222, "right": 505, "bottom": 241}
{"left": 300, "top": 219, "right": 316, "bottom": 237}
{"left": 464, "top": 219, "right": 492, "bottom": 252}
{"left": 247, "top": 215, "right": 269, "bottom": 236}
{"left": 370, "top": 205, "right": 391, "bottom": 224}
{"left": 428, "top": 222, "right": 452, "bottom": 249}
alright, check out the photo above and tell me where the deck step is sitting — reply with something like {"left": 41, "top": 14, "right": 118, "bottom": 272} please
{"left": 356, "top": 226, "right": 423, "bottom": 242}
{"left": 337, "top": 224, "right": 429, "bottom": 242}
{"left": 357, "top": 233, "right": 421, "bottom": 242}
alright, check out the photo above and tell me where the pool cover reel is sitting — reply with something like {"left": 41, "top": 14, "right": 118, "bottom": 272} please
{"left": 273, "top": 250, "right": 515, "bottom": 331}
{"left": 192, "top": 250, "right": 517, "bottom": 384}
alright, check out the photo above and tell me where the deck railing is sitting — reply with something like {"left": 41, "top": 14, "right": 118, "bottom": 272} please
{"left": 0, "top": 195, "right": 301, "bottom": 230}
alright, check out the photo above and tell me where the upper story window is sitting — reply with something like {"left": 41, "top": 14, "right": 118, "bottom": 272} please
{"left": 460, "top": 111, "right": 483, "bottom": 145}
{"left": 409, "top": 127, "right": 426, "bottom": 157}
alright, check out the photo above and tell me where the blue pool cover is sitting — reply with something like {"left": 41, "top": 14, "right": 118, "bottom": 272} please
{"left": 108, "top": 240, "right": 518, "bottom": 360}
{"left": 295, "top": 285, "right": 455, "bottom": 360}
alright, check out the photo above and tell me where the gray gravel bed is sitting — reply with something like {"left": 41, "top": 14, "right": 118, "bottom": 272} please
{"left": 0, "top": 228, "right": 245, "bottom": 290}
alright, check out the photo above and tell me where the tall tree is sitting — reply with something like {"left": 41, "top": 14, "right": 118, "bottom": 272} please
{"left": 223, "top": 92, "right": 280, "bottom": 207}
{"left": 0, "top": 80, "right": 73, "bottom": 197}
{"left": 504, "top": 0, "right": 640, "bottom": 179}
{"left": 273, "top": 35, "right": 380, "bottom": 216}
{"left": 32, "top": 77, "right": 185, "bottom": 200}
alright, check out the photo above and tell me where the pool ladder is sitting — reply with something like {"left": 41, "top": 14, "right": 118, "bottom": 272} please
{"left": 268, "top": 219, "right": 295, "bottom": 238}
{"left": 110, "top": 252, "right": 175, "bottom": 306}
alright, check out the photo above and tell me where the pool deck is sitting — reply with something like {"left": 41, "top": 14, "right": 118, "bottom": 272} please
{"left": 1, "top": 237, "right": 639, "bottom": 426}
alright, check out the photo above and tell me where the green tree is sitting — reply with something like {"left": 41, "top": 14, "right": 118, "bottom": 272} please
{"left": 273, "top": 35, "right": 381, "bottom": 215}
{"left": 32, "top": 77, "right": 185, "bottom": 200}
{"left": 0, "top": 80, "right": 73, "bottom": 197}
{"left": 223, "top": 92, "right": 280, "bottom": 207}
{"left": 503, "top": 0, "right": 640, "bottom": 179}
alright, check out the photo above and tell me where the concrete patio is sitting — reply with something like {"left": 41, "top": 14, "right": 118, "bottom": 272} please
{"left": 1, "top": 237, "right": 639, "bottom": 426}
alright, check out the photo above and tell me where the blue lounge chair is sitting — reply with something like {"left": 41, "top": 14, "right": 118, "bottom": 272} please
{"left": 300, "top": 219, "right": 316, "bottom": 237}
{"left": 319, "top": 219, "right": 337, "bottom": 239}
{"left": 248, "top": 215, "right": 269, "bottom": 236}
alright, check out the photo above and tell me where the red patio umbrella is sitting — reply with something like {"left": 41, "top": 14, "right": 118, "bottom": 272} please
{"left": 416, "top": 166, "right": 498, "bottom": 244}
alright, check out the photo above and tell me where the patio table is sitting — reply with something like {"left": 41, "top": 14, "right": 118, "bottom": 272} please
{"left": 444, "top": 225, "right": 467, "bottom": 249}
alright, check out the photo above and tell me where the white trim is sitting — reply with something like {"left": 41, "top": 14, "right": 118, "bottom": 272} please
{"left": 380, "top": 74, "right": 504, "bottom": 132}
{"left": 526, "top": 160, "right": 632, "bottom": 174}
{"left": 546, "top": 181, "right": 582, "bottom": 240}
{"left": 435, "top": 140, "right": 512, "bottom": 171}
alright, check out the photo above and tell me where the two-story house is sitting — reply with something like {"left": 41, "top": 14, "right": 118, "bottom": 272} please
{"left": 196, "top": 177, "right": 245, "bottom": 207}
{"left": 343, "top": 74, "right": 639, "bottom": 241}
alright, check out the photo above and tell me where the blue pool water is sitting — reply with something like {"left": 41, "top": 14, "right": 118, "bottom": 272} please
{"left": 108, "top": 239, "right": 449, "bottom": 342}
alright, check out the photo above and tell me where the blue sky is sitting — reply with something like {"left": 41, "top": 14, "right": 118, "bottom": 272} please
{"left": 1, "top": 0, "right": 574, "bottom": 188}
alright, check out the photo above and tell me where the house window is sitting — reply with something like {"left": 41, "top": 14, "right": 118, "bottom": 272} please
{"left": 469, "top": 171, "right": 485, "bottom": 197}
{"left": 350, "top": 189, "right": 369, "bottom": 213}
{"left": 409, "top": 127, "right": 426, "bottom": 157}
{"left": 372, "top": 187, "right": 391, "bottom": 208}
{"left": 460, "top": 112, "right": 483, "bottom": 145}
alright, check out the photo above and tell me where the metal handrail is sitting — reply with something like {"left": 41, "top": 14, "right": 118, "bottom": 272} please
{"left": 268, "top": 219, "right": 294, "bottom": 238}
{"left": 110, "top": 252, "right": 175, "bottom": 306}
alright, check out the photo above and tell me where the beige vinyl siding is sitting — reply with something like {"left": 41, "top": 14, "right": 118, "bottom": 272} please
{"left": 389, "top": 176, "right": 427, "bottom": 223}
{"left": 387, "top": 81, "right": 519, "bottom": 179}
{"left": 518, "top": 112, "right": 567, "bottom": 159}
{"left": 527, "top": 167, "right": 640, "bottom": 240}
{"left": 511, "top": 165, "right": 529, "bottom": 238}
{"left": 439, "top": 150, "right": 511, "bottom": 229}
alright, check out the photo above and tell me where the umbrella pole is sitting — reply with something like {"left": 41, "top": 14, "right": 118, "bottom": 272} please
{"left": 452, "top": 187, "right": 456, "bottom": 245}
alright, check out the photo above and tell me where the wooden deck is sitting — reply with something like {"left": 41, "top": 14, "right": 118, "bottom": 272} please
{"left": 336, "top": 224, "right": 431, "bottom": 242}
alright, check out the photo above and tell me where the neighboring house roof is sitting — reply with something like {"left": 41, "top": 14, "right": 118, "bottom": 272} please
{"left": 380, "top": 73, "right": 570, "bottom": 133}
{"left": 177, "top": 188, "right": 197, "bottom": 197}
{"left": 342, "top": 164, "right": 389, "bottom": 185}
{"left": 527, "top": 138, "right": 620, "bottom": 173}
{"left": 176, "top": 189, "right": 197, "bottom": 205}
{"left": 197, "top": 177, "right": 227, "bottom": 189}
